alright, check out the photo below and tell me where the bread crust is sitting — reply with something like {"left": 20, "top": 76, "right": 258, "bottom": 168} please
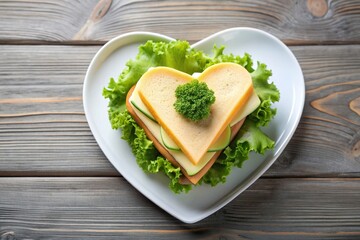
{"left": 126, "top": 85, "right": 245, "bottom": 184}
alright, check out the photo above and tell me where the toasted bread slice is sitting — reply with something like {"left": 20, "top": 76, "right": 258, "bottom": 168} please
{"left": 126, "top": 86, "right": 245, "bottom": 184}
{"left": 137, "top": 63, "right": 253, "bottom": 165}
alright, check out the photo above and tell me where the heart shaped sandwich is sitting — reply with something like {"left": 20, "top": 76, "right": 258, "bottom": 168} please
{"left": 103, "top": 40, "right": 280, "bottom": 193}
{"left": 127, "top": 62, "right": 260, "bottom": 184}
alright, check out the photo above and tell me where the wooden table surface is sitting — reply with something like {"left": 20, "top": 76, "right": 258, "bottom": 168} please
{"left": 1, "top": 0, "right": 359, "bottom": 239}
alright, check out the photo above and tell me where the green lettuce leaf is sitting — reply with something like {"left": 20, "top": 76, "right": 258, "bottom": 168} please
{"left": 205, "top": 45, "right": 254, "bottom": 72}
{"left": 202, "top": 119, "right": 275, "bottom": 186}
{"left": 251, "top": 62, "right": 279, "bottom": 102}
{"left": 249, "top": 62, "right": 280, "bottom": 126}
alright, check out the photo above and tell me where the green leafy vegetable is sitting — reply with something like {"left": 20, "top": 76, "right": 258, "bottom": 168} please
{"left": 206, "top": 45, "right": 255, "bottom": 73}
{"left": 174, "top": 79, "right": 216, "bottom": 122}
{"left": 248, "top": 62, "right": 280, "bottom": 127}
{"left": 103, "top": 40, "right": 280, "bottom": 193}
{"left": 202, "top": 119, "right": 275, "bottom": 186}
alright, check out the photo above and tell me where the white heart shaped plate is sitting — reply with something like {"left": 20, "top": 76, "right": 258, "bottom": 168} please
{"left": 83, "top": 27, "right": 305, "bottom": 223}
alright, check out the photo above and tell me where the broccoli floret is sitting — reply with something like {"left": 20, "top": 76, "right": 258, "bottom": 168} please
{"left": 174, "top": 79, "right": 216, "bottom": 122}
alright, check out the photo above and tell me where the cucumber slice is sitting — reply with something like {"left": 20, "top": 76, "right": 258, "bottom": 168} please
{"left": 160, "top": 127, "right": 181, "bottom": 151}
{"left": 130, "top": 100, "right": 156, "bottom": 122}
{"left": 130, "top": 100, "right": 157, "bottom": 123}
{"left": 129, "top": 82, "right": 157, "bottom": 122}
{"left": 207, "top": 125, "right": 231, "bottom": 152}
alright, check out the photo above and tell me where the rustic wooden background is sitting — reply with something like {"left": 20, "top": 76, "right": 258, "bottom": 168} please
{"left": 0, "top": 0, "right": 359, "bottom": 239}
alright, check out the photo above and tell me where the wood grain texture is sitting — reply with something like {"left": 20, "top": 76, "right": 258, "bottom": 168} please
{"left": 0, "top": 45, "right": 118, "bottom": 176}
{"left": 0, "top": 0, "right": 359, "bottom": 44}
{"left": 0, "top": 44, "right": 359, "bottom": 177}
{"left": 270, "top": 45, "right": 360, "bottom": 176}
{"left": 0, "top": 177, "right": 360, "bottom": 239}
{"left": 1, "top": 0, "right": 359, "bottom": 238}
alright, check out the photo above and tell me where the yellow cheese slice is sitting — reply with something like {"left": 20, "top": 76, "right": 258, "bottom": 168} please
{"left": 230, "top": 91, "right": 260, "bottom": 126}
{"left": 137, "top": 63, "right": 254, "bottom": 165}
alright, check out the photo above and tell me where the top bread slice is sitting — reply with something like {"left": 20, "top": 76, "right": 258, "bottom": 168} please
{"left": 137, "top": 62, "right": 254, "bottom": 165}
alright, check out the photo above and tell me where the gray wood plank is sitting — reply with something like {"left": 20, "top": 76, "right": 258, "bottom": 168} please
{"left": 0, "top": 177, "right": 359, "bottom": 239}
{"left": 270, "top": 45, "right": 360, "bottom": 176}
{"left": 0, "top": 45, "right": 118, "bottom": 176}
{"left": 0, "top": 44, "right": 359, "bottom": 177}
{"left": 0, "top": 0, "right": 359, "bottom": 44}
